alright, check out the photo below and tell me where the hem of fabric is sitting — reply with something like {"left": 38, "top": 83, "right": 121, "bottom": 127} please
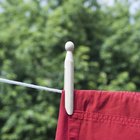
{"left": 70, "top": 111, "right": 140, "bottom": 128}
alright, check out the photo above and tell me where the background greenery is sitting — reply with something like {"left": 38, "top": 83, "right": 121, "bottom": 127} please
{"left": 0, "top": 0, "right": 140, "bottom": 139}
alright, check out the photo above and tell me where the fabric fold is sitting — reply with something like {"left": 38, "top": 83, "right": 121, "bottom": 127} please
{"left": 55, "top": 90, "right": 140, "bottom": 140}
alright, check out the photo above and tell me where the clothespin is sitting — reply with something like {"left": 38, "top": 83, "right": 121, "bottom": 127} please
{"left": 64, "top": 41, "right": 74, "bottom": 115}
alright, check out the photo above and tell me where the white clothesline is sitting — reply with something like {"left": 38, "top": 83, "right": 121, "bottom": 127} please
{"left": 0, "top": 41, "right": 74, "bottom": 115}
{"left": 0, "top": 78, "right": 62, "bottom": 93}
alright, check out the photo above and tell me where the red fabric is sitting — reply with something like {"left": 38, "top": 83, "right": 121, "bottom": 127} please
{"left": 55, "top": 90, "right": 140, "bottom": 140}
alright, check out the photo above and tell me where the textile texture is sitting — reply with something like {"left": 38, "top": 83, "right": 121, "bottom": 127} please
{"left": 55, "top": 90, "right": 140, "bottom": 140}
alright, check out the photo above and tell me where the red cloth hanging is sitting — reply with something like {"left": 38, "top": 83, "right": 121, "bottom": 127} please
{"left": 55, "top": 90, "right": 140, "bottom": 140}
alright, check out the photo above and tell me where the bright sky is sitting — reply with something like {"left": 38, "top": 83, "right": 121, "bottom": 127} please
{"left": 98, "top": 0, "right": 140, "bottom": 14}
{"left": 98, "top": 0, "right": 114, "bottom": 6}
{"left": 0, "top": 0, "right": 140, "bottom": 15}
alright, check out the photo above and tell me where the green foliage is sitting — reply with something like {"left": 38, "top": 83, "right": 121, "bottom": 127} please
{"left": 0, "top": 0, "right": 140, "bottom": 139}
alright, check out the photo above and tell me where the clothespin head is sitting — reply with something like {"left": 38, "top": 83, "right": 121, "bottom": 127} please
{"left": 64, "top": 41, "right": 74, "bottom": 115}
{"left": 65, "top": 41, "right": 74, "bottom": 51}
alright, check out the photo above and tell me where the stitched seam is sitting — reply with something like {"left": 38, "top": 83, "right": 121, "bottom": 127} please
{"left": 77, "top": 118, "right": 82, "bottom": 140}
{"left": 73, "top": 116, "right": 140, "bottom": 129}
{"left": 70, "top": 112, "right": 140, "bottom": 127}
{"left": 68, "top": 117, "right": 81, "bottom": 140}
{"left": 73, "top": 110, "right": 140, "bottom": 120}
{"left": 68, "top": 117, "right": 70, "bottom": 140}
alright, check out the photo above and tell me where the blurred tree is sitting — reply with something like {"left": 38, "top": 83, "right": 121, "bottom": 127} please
{"left": 0, "top": 0, "right": 140, "bottom": 139}
{"left": 99, "top": 1, "right": 140, "bottom": 91}
{"left": 0, "top": 0, "right": 105, "bottom": 139}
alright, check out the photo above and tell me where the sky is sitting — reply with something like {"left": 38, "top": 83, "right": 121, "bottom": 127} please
{"left": 0, "top": 0, "right": 140, "bottom": 15}
{"left": 98, "top": 0, "right": 140, "bottom": 14}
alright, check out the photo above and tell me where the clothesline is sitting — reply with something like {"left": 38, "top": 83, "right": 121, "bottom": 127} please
{"left": 0, "top": 78, "right": 62, "bottom": 93}
{"left": 0, "top": 41, "right": 74, "bottom": 115}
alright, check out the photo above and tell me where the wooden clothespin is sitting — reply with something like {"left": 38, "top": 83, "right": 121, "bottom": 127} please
{"left": 64, "top": 41, "right": 74, "bottom": 115}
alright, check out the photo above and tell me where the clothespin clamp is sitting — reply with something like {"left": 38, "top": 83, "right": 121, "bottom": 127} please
{"left": 64, "top": 41, "right": 74, "bottom": 115}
